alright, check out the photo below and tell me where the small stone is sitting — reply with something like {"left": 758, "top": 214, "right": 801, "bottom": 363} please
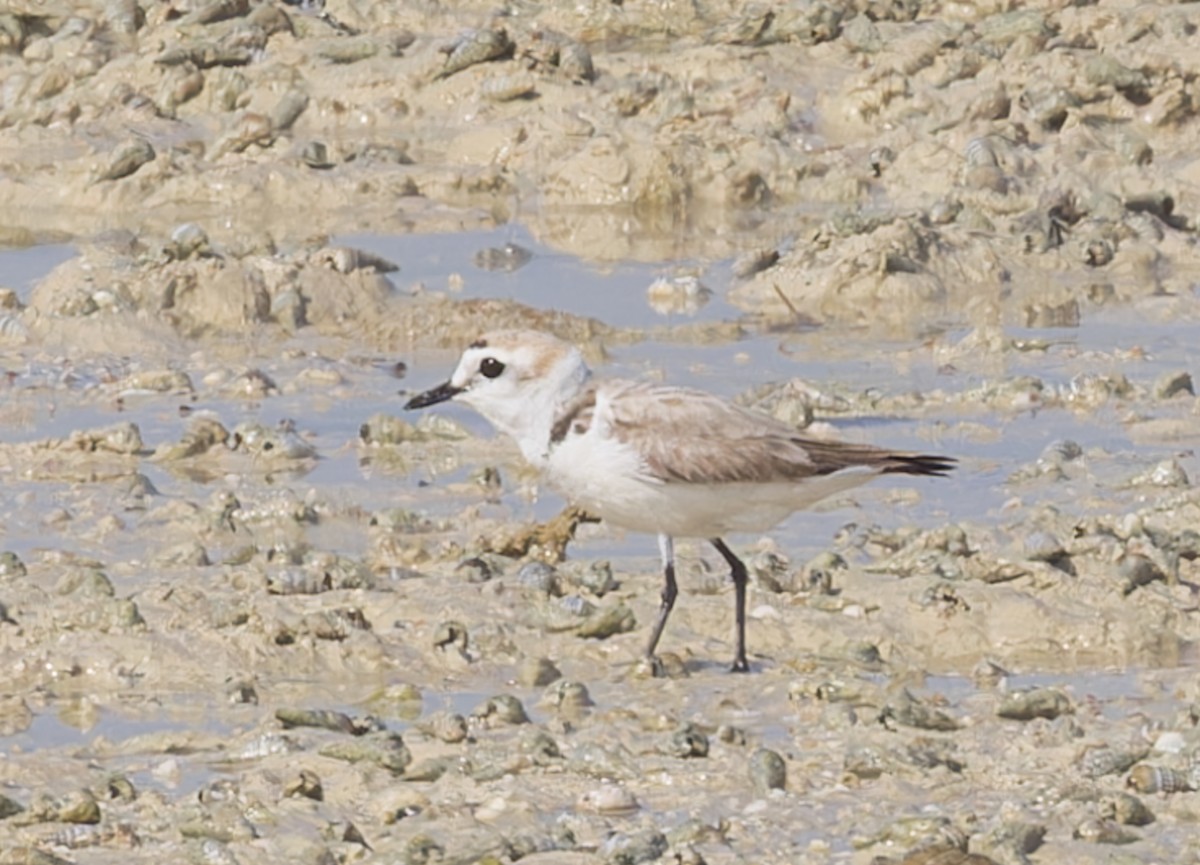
{"left": 600, "top": 828, "right": 668, "bottom": 865}
{"left": 667, "top": 723, "right": 709, "bottom": 758}
{"left": 541, "top": 680, "right": 593, "bottom": 715}
{"left": 577, "top": 782, "right": 639, "bottom": 815}
{"left": 749, "top": 747, "right": 786, "bottom": 794}
{"left": 1118, "top": 553, "right": 1167, "bottom": 595}
{"left": 471, "top": 694, "right": 529, "bottom": 726}
{"left": 516, "top": 656, "right": 562, "bottom": 688}
{"left": 1154, "top": 371, "right": 1194, "bottom": 399}
{"left": 516, "top": 561, "right": 560, "bottom": 595}
{"left": 575, "top": 603, "right": 636, "bottom": 639}
{"left": 576, "top": 560, "right": 617, "bottom": 596}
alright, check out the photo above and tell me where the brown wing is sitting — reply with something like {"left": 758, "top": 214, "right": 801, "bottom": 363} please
{"left": 602, "top": 380, "right": 954, "bottom": 484}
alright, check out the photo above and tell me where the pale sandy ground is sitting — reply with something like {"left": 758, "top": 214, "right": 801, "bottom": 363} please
{"left": 3, "top": 0, "right": 1200, "bottom": 862}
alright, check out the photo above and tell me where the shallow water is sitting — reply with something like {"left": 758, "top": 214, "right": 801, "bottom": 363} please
{"left": 4, "top": 225, "right": 1200, "bottom": 863}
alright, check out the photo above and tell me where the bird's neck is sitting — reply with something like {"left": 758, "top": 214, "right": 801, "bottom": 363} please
{"left": 510, "top": 367, "right": 592, "bottom": 469}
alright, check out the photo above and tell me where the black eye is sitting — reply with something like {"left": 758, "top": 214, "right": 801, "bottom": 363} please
{"left": 479, "top": 357, "right": 505, "bottom": 379}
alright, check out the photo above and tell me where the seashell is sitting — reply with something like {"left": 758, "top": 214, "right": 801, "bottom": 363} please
{"left": 418, "top": 710, "right": 469, "bottom": 743}
{"left": 481, "top": 73, "right": 538, "bottom": 103}
{"left": 511, "top": 559, "right": 556, "bottom": 595}
{"left": 315, "top": 35, "right": 382, "bottom": 64}
{"left": 404, "top": 835, "right": 445, "bottom": 864}
{"left": 733, "top": 247, "right": 780, "bottom": 279}
{"left": 541, "top": 680, "right": 593, "bottom": 714}
{"left": 772, "top": 2, "right": 844, "bottom": 44}
{"left": 600, "top": 830, "right": 669, "bottom": 865}
{"left": 270, "top": 89, "right": 309, "bottom": 133}
{"left": 574, "top": 560, "right": 616, "bottom": 596}
{"left": 473, "top": 242, "right": 533, "bottom": 271}
{"left": 180, "top": 0, "right": 249, "bottom": 26}
{"left": 1073, "top": 818, "right": 1139, "bottom": 845}
{"left": 47, "top": 823, "right": 127, "bottom": 849}
{"left": 275, "top": 707, "right": 375, "bottom": 735}
{"left": 997, "top": 688, "right": 1072, "bottom": 721}
{"left": 749, "top": 747, "right": 786, "bottom": 793}
{"left": 435, "top": 27, "right": 513, "bottom": 79}
{"left": 883, "top": 689, "right": 961, "bottom": 731}
{"left": 300, "top": 140, "right": 333, "bottom": 169}
{"left": 455, "top": 557, "right": 492, "bottom": 583}
{"left": 1022, "top": 531, "right": 1072, "bottom": 572}
{"left": 520, "top": 729, "right": 561, "bottom": 765}
{"left": 246, "top": 2, "right": 292, "bottom": 35}
{"left": 573, "top": 601, "right": 635, "bottom": 639}
{"left": 558, "top": 41, "right": 595, "bottom": 82}
{"left": 965, "top": 136, "right": 1000, "bottom": 168}
{"left": 844, "top": 744, "right": 887, "bottom": 779}
{"left": 166, "top": 222, "right": 210, "bottom": 260}
{"left": 858, "top": 816, "right": 969, "bottom": 854}
{"left": 667, "top": 723, "right": 709, "bottom": 758}
{"left": 156, "top": 39, "right": 254, "bottom": 69}
{"left": 56, "top": 790, "right": 101, "bottom": 824}
{"left": 577, "top": 782, "right": 639, "bottom": 815}
{"left": 303, "top": 606, "right": 369, "bottom": 640}
{"left": 1082, "top": 54, "right": 1148, "bottom": 93}
{"left": 471, "top": 694, "right": 529, "bottom": 726}
{"left": 646, "top": 275, "right": 711, "bottom": 316}
{"left": 312, "top": 246, "right": 398, "bottom": 274}
{"left": 198, "top": 839, "right": 239, "bottom": 865}
{"left": 1153, "top": 371, "right": 1194, "bottom": 400}
{"left": 157, "top": 64, "right": 204, "bottom": 113}
{"left": 235, "top": 732, "right": 298, "bottom": 760}
{"left": 902, "top": 738, "right": 964, "bottom": 773}
{"left": 1145, "top": 459, "right": 1189, "bottom": 487}
{"left": 226, "top": 680, "right": 257, "bottom": 705}
{"left": 1117, "top": 553, "right": 1166, "bottom": 596}
{"left": 102, "top": 0, "right": 142, "bottom": 34}
{"left": 1098, "top": 791, "right": 1155, "bottom": 826}
{"left": 212, "top": 111, "right": 273, "bottom": 157}
{"left": 96, "top": 138, "right": 155, "bottom": 182}
{"left": 283, "top": 769, "right": 323, "bottom": 800}
{"left": 1126, "top": 763, "right": 1196, "bottom": 794}
{"left": 0, "top": 313, "right": 28, "bottom": 341}
{"left": 319, "top": 732, "right": 411, "bottom": 774}
{"left": 1081, "top": 234, "right": 1114, "bottom": 267}
{"left": 516, "top": 656, "right": 561, "bottom": 688}
{"left": 1078, "top": 744, "right": 1149, "bottom": 779}
{"left": 891, "top": 846, "right": 1001, "bottom": 865}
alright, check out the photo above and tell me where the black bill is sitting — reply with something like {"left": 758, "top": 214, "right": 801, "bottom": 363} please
{"left": 404, "top": 381, "right": 463, "bottom": 409}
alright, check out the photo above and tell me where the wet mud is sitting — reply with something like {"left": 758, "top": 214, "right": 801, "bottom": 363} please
{"left": 3, "top": 0, "right": 1200, "bottom": 862}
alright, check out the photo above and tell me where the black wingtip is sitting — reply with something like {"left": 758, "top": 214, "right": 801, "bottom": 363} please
{"left": 883, "top": 454, "right": 957, "bottom": 478}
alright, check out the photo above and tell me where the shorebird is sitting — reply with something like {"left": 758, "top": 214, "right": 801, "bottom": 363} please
{"left": 405, "top": 330, "right": 954, "bottom": 672}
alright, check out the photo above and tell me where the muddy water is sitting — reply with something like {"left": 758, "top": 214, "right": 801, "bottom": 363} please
{"left": 4, "top": 0, "right": 1200, "bottom": 861}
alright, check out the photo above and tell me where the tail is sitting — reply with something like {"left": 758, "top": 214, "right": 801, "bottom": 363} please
{"left": 881, "top": 453, "right": 956, "bottom": 478}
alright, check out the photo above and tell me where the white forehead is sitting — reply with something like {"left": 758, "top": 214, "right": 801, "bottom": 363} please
{"left": 455, "top": 330, "right": 576, "bottom": 378}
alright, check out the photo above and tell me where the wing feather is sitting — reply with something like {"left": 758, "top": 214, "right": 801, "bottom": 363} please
{"left": 600, "top": 381, "right": 953, "bottom": 485}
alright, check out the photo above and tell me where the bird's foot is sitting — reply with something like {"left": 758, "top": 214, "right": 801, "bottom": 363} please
{"left": 635, "top": 655, "right": 667, "bottom": 678}
{"left": 730, "top": 656, "right": 750, "bottom": 674}
{"left": 636, "top": 652, "right": 689, "bottom": 678}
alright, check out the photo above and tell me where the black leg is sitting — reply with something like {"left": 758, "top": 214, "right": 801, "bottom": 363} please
{"left": 711, "top": 538, "right": 749, "bottom": 672}
{"left": 645, "top": 559, "right": 678, "bottom": 661}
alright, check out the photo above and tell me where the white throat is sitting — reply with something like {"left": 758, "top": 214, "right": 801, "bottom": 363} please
{"left": 465, "top": 354, "right": 591, "bottom": 469}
